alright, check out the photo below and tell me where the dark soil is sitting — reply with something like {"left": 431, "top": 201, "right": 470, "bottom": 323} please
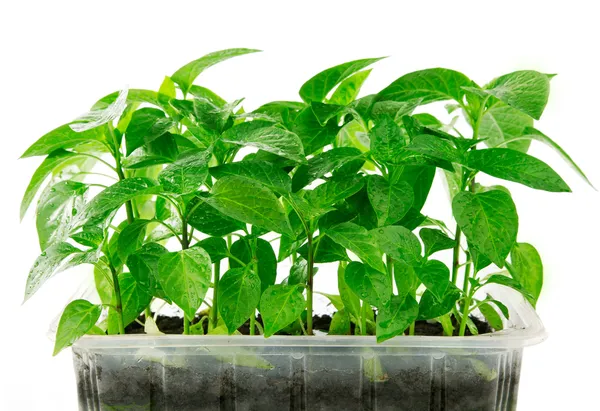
{"left": 125, "top": 312, "right": 492, "bottom": 336}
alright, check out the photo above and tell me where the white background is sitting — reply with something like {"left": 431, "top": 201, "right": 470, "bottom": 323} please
{"left": 1, "top": 1, "right": 599, "bottom": 409}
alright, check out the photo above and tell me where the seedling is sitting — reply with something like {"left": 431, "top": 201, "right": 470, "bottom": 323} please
{"left": 19, "top": 49, "right": 591, "bottom": 355}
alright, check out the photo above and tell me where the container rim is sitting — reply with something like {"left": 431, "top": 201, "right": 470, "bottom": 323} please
{"left": 74, "top": 285, "right": 547, "bottom": 350}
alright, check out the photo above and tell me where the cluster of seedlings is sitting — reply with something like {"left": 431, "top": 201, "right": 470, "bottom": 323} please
{"left": 19, "top": 49, "right": 591, "bottom": 355}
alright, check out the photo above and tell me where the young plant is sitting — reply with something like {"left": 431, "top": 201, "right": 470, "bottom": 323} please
{"left": 20, "top": 50, "right": 591, "bottom": 355}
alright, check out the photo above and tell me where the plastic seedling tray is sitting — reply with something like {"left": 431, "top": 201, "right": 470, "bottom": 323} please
{"left": 72, "top": 285, "right": 546, "bottom": 411}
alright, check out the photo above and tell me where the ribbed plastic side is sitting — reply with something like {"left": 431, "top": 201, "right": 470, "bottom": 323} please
{"left": 72, "top": 345, "right": 524, "bottom": 411}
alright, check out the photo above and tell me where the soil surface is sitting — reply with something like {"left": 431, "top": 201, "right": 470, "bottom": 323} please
{"left": 125, "top": 312, "right": 491, "bottom": 336}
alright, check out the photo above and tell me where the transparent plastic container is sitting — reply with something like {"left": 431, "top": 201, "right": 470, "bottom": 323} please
{"left": 72, "top": 285, "right": 546, "bottom": 411}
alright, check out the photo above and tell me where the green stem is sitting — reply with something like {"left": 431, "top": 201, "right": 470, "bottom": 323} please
{"left": 409, "top": 290, "right": 417, "bottom": 336}
{"left": 458, "top": 297, "right": 471, "bottom": 337}
{"left": 458, "top": 262, "right": 473, "bottom": 336}
{"left": 179, "top": 212, "right": 192, "bottom": 334}
{"left": 145, "top": 307, "right": 152, "bottom": 320}
{"left": 361, "top": 300, "right": 368, "bottom": 336}
{"left": 306, "top": 231, "right": 315, "bottom": 335}
{"left": 386, "top": 255, "right": 393, "bottom": 284}
{"left": 77, "top": 153, "right": 118, "bottom": 173}
{"left": 451, "top": 226, "right": 462, "bottom": 285}
{"left": 211, "top": 262, "right": 220, "bottom": 329}
{"left": 249, "top": 314, "right": 256, "bottom": 336}
{"left": 250, "top": 237, "right": 260, "bottom": 336}
{"left": 107, "top": 124, "right": 134, "bottom": 224}
{"left": 183, "top": 316, "right": 190, "bottom": 335}
{"left": 109, "top": 264, "right": 125, "bottom": 335}
{"left": 181, "top": 218, "right": 190, "bottom": 249}
{"left": 298, "top": 318, "right": 307, "bottom": 335}
{"left": 462, "top": 258, "right": 472, "bottom": 295}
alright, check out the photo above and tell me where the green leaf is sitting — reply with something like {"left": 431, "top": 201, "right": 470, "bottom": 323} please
{"left": 187, "top": 193, "right": 245, "bottom": 237}
{"left": 157, "top": 247, "right": 212, "bottom": 319}
{"left": 414, "top": 260, "right": 451, "bottom": 301}
{"left": 36, "top": 181, "right": 88, "bottom": 250}
{"left": 210, "top": 160, "right": 291, "bottom": 194}
{"left": 158, "top": 76, "right": 176, "bottom": 104}
{"left": 337, "top": 119, "right": 370, "bottom": 153}
{"left": 378, "top": 68, "right": 472, "bottom": 104}
{"left": 127, "top": 243, "right": 170, "bottom": 302}
{"left": 158, "top": 149, "right": 210, "bottom": 194}
{"left": 171, "top": 48, "right": 260, "bottom": 94}
{"left": 338, "top": 262, "right": 361, "bottom": 322}
{"left": 481, "top": 70, "right": 551, "bottom": 120}
{"left": 479, "top": 102, "right": 533, "bottom": 152}
{"left": 507, "top": 242, "right": 543, "bottom": 306}
{"left": 80, "top": 178, "right": 162, "bottom": 224}
{"left": 229, "top": 238, "right": 277, "bottom": 293}
{"left": 298, "top": 235, "right": 350, "bottom": 263}
{"left": 344, "top": 261, "right": 392, "bottom": 307}
{"left": 485, "top": 274, "right": 534, "bottom": 302}
{"left": 370, "top": 116, "right": 406, "bottom": 164}
{"left": 328, "top": 69, "right": 372, "bottom": 106}
{"left": 393, "top": 260, "right": 420, "bottom": 299}
{"left": 20, "top": 149, "right": 79, "bottom": 220}
{"left": 516, "top": 127, "right": 594, "bottom": 189}
{"left": 488, "top": 299, "right": 510, "bottom": 319}
{"left": 292, "top": 107, "right": 340, "bottom": 155}
{"left": 93, "top": 257, "right": 113, "bottom": 304}
{"left": 53, "top": 299, "right": 101, "bottom": 355}
{"left": 376, "top": 295, "right": 419, "bottom": 343}
{"left": 371, "top": 99, "right": 421, "bottom": 122}
{"left": 419, "top": 228, "right": 455, "bottom": 257}
{"left": 71, "top": 226, "right": 104, "bottom": 248}
{"left": 453, "top": 190, "right": 518, "bottom": 267}
{"left": 24, "top": 242, "right": 82, "bottom": 302}
{"left": 391, "top": 165, "right": 436, "bottom": 212}
{"left": 405, "top": 134, "right": 463, "bottom": 163}
{"left": 307, "top": 174, "right": 365, "bottom": 209}
{"left": 300, "top": 57, "right": 384, "bottom": 103}
{"left": 310, "top": 102, "right": 346, "bottom": 126}
{"left": 291, "top": 147, "right": 363, "bottom": 191}
{"left": 287, "top": 258, "right": 313, "bottom": 286}
{"left": 70, "top": 88, "right": 128, "bottom": 132}
{"left": 117, "top": 219, "right": 151, "bottom": 261}
{"left": 207, "top": 175, "right": 293, "bottom": 236}
{"left": 189, "top": 85, "right": 227, "bottom": 107}
{"left": 21, "top": 125, "right": 104, "bottom": 158}
{"left": 417, "top": 286, "right": 461, "bottom": 320}
{"left": 115, "top": 272, "right": 152, "bottom": 327}
{"left": 328, "top": 309, "right": 351, "bottom": 335}
{"left": 92, "top": 89, "right": 161, "bottom": 111}
{"left": 286, "top": 192, "right": 335, "bottom": 221}
{"left": 466, "top": 148, "right": 570, "bottom": 192}
{"left": 317, "top": 292, "right": 344, "bottom": 312}
{"left": 370, "top": 226, "right": 422, "bottom": 266}
{"left": 122, "top": 132, "right": 179, "bottom": 169}
{"left": 367, "top": 175, "right": 414, "bottom": 227}
{"left": 469, "top": 242, "right": 493, "bottom": 273}
{"left": 218, "top": 267, "right": 261, "bottom": 334}
{"left": 192, "top": 97, "right": 238, "bottom": 133}
{"left": 326, "top": 222, "right": 385, "bottom": 273}
{"left": 260, "top": 284, "right": 305, "bottom": 337}
{"left": 222, "top": 121, "right": 305, "bottom": 163}
{"left": 193, "top": 237, "right": 228, "bottom": 263}
{"left": 479, "top": 302, "right": 504, "bottom": 331}
{"left": 125, "top": 108, "right": 174, "bottom": 156}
